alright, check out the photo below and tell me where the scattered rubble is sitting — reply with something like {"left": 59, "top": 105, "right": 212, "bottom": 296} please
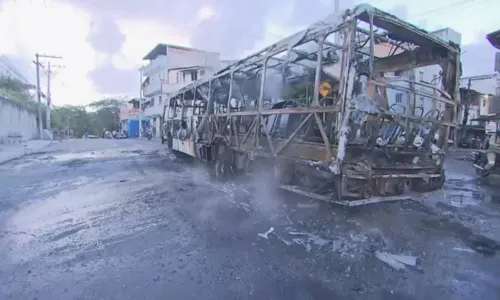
{"left": 455, "top": 151, "right": 478, "bottom": 161}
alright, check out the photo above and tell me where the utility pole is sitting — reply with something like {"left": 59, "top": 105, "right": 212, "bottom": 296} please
{"left": 35, "top": 53, "right": 42, "bottom": 139}
{"left": 139, "top": 67, "right": 143, "bottom": 138}
{"left": 46, "top": 62, "right": 51, "bottom": 130}
{"left": 334, "top": 0, "right": 340, "bottom": 44}
{"left": 33, "top": 53, "right": 62, "bottom": 139}
{"left": 45, "top": 62, "right": 65, "bottom": 130}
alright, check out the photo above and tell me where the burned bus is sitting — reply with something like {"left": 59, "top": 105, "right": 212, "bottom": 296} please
{"left": 161, "top": 4, "right": 461, "bottom": 205}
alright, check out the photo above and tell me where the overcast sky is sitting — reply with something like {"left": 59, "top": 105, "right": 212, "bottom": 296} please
{"left": 0, "top": 0, "right": 498, "bottom": 106}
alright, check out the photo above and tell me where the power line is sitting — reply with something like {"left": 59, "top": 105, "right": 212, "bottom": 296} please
{"left": 0, "top": 56, "right": 32, "bottom": 86}
{"left": 412, "top": 0, "right": 469, "bottom": 17}
{"left": 414, "top": 0, "right": 492, "bottom": 19}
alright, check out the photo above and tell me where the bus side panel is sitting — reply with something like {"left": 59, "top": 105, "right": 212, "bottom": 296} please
{"left": 172, "top": 138, "right": 196, "bottom": 157}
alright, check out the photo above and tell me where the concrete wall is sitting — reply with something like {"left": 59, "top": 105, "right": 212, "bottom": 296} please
{"left": 0, "top": 96, "right": 37, "bottom": 143}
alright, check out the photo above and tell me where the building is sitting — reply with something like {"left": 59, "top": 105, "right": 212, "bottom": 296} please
{"left": 119, "top": 98, "right": 143, "bottom": 137}
{"left": 459, "top": 73, "right": 500, "bottom": 136}
{"left": 376, "top": 28, "right": 462, "bottom": 126}
{"left": 141, "top": 44, "right": 221, "bottom": 138}
{"left": 460, "top": 73, "right": 500, "bottom": 115}
{"left": 457, "top": 27, "right": 500, "bottom": 138}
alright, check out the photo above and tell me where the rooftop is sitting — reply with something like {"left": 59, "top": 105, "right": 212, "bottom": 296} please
{"left": 143, "top": 44, "right": 218, "bottom": 60}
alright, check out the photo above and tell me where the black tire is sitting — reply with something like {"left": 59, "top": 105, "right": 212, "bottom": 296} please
{"left": 166, "top": 133, "right": 173, "bottom": 149}
{"left": 473, "top": 151, "right": 490, "bottom": 177}
{"left": 273, "top": 161, "right": 293, "bottom": 185}
{"left": 213, "top": 151, "right": 233, "bottom": 181}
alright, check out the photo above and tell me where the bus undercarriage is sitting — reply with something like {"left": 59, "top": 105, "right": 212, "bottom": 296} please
{"left": 161, "top": 4, "right": 461, "bottom": 206}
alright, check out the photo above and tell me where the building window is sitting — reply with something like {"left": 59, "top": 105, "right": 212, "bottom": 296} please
{"left": 395, "top": 93, "right": 403, "bottom": 103}
{"left": 151, "top": 97, "right": 155, "bottom": 106}
{"left": 183, "top": 70, "right": 198, "bottom": 82}
{"left": 133, "top": 102, "right": 139, "bottom": 109}
{"left": 159, "top": 96, "right": 162, "bottom": 104}
{"left": 419, "top": 71, "right": 424, "bottom": 82}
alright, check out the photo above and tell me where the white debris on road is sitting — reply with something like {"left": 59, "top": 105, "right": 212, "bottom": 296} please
{"left": 258, "top": 227, "right": 274, "bottom": 239}
{"left": 375, "top": 251, "right": 417, "bottom": 271}
{"left": 453, "top": 247, "right": 475, "bottom": 253}
{"left": 297, "top": 202, "right": 320, "bottom": 209}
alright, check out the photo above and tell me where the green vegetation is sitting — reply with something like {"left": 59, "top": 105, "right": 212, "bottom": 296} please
{"left": 0, "top": 74, "right": 39, "bottom": 111}
{"left": 1, "top": 75, "right": 124, "bottom": 138}
{"left": 52, "top": 98, "right": 123, "bottom": 137}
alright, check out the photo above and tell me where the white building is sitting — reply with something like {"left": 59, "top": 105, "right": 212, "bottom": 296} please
{"left": 381, "top": 28, "right": 462, "bottom": 121}
{"left": 141, "top": 44, "right": 221, "bottom": 138}
{"left": 460, "top": 73, "right": 500, "bottom": 115}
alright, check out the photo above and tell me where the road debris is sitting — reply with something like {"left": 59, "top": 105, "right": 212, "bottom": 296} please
{"left": 453, "top": 247, "right": 475, "bottom": 253}
{"left": 375, "top": 251, "right": 417, "bottom": 271}
{"left": 257, "top": 227, "right": 274, "bottom": 239}
{"left": 297, "top": 202, "right": 320, "bottom": 209}
{"left": 455, "top": 152, "right": 477, "bottom": 161}
{"left": 273, "top": 233, "right": 292, "bottom": 246}
{"left": 286, "top": 229, "right": 330, "bottom": 252}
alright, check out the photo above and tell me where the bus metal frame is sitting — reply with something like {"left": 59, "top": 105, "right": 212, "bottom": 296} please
{"left": 161, "top": 3, "right": 461, "bottom": 206}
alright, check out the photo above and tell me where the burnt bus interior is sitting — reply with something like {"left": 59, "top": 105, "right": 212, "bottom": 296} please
{"left": 163, "top": 5, "right": 460, "bottom": 204}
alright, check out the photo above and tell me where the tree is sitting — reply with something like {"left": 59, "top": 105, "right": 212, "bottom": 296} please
{"left": 51, "top": 105, "right": 92, "bottom": 137}
{"left": 0, "top": 75, "right": 38, "bottom": 108}
{"left": 87, "top": 98, "right": 124, "bottom": 133}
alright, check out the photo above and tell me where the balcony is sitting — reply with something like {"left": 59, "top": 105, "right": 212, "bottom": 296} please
{"left": 144, "top": 103, "right": 164, "bottom": 117}
{"left": 143, "top": 80, "right": 189, "bottom": 97}
{"left": 142, "top": 55, "right": 167, "bottom": 77}
{"left": 143, "top": 80, "right": 161, "bottom": 96}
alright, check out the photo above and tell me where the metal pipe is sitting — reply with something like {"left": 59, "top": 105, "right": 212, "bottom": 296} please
{"left": 197, "top": 80, "right": 213, "bottom": 134}
{"left": 258, "top": 58, "right": 268, "bottom": 111}
{"left": 368, "top": 12, "right": 374, "bottom": 75}
{"left": 312, "top": 36, "right": 325, "bottom": 105}
{"left": 227, "top": 72, "right": 234, "bottom": 112}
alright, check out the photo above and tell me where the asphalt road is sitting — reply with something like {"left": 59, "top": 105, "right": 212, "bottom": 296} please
{"left": 1, "top": 139, "right": 499, "bottom": 300}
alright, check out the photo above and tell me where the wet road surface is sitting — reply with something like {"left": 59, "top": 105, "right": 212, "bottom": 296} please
{"left": 0, "top": 139, "right": 500, "bottom": 299}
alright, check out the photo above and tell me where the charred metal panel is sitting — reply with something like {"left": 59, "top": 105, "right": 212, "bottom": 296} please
{"left": 486, "top": 30, "right": 500, "bottom": 50}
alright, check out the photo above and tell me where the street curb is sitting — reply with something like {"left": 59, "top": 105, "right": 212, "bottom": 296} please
{"left": 0, "top": 140, "right": 53, "bottom": 166}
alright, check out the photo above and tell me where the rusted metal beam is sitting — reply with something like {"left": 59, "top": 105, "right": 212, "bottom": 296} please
{"left": 313, "top": 112, "right": 333, "bottom": 158}
{"left": 372, "top": 47, "right": 448, "bottom": 73}
{"left": 274, "top": 113, "right": 313, "bottom": 156}
{"left": 231, "top": 117, "right": 240, "bottom": 148}
{"left": 214, "top": 105, "right": 341, "bottom": 117}
{"left": 241, "top": 116, "right": 257, "bottom": 146}
{"left": 260, "top": 116, "right": 276, "bottom": 155}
